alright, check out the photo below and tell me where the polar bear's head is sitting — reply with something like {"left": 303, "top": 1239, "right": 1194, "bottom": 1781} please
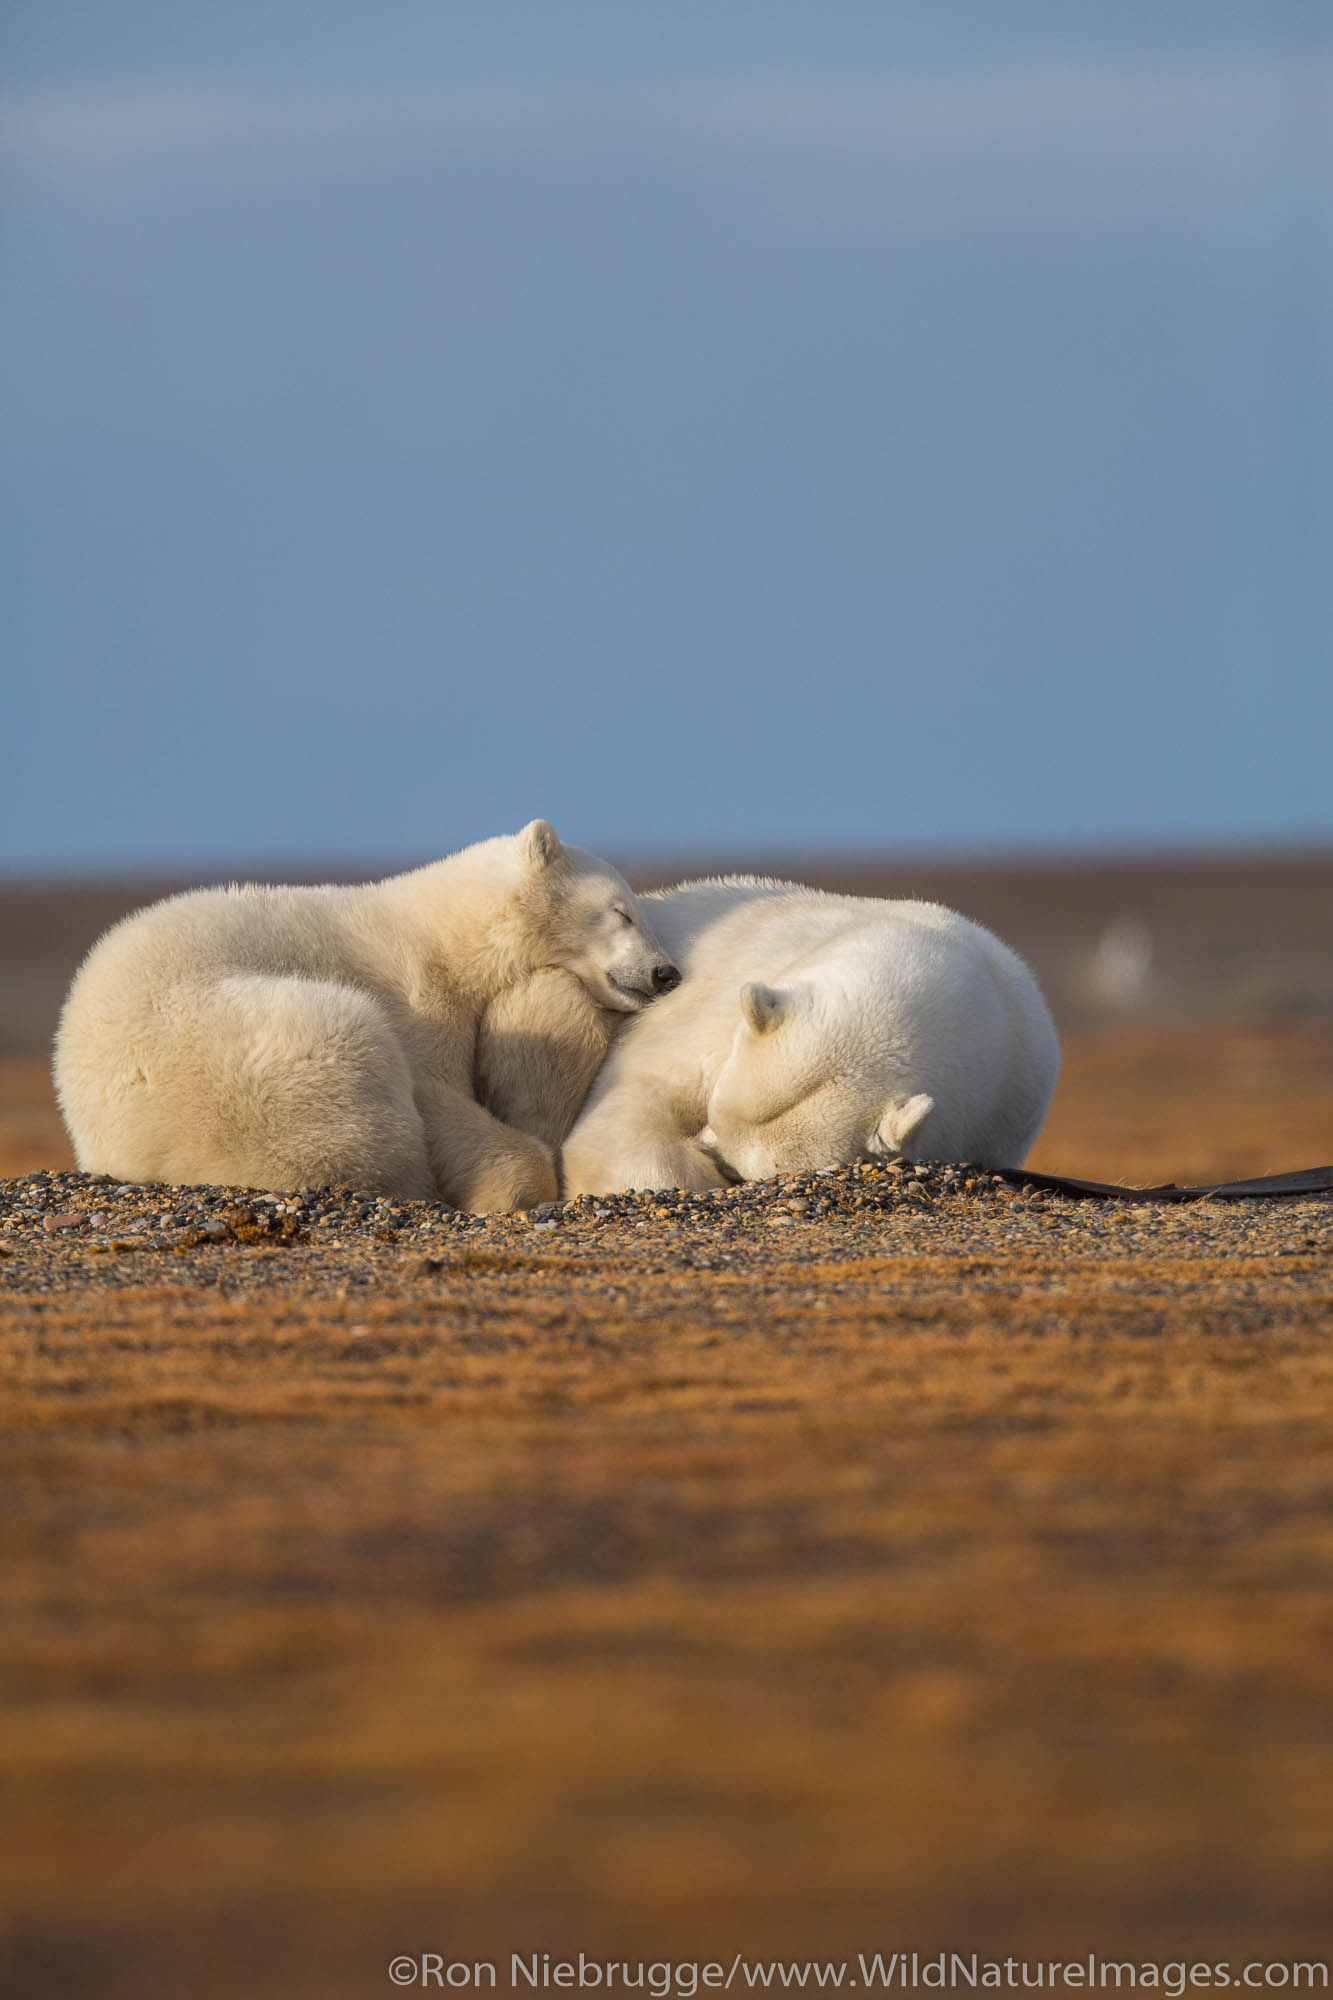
{"left": 517, "top": 819, "right": 681, "bottom": 1014}
{"left": 699, "top": 977, "right": 935, "bottom": 1182}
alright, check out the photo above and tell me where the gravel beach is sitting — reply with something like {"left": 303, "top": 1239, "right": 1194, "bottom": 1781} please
{"left": 2, "top": 1139, "right": 1331, "bottom": 1998}
{"left": 2, "top": 1156, "right": 1330, "bottom": 1309}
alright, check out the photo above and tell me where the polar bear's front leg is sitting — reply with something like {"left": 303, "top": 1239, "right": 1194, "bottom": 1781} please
{"left": 562, "top": 1080, "right": 725, "bottom": 1197}
{"left": 476, "top": 968, "right": 620, "bottom": 1151}
{"left": 416, "top": 1082, "right": 559, "bottom": 1213}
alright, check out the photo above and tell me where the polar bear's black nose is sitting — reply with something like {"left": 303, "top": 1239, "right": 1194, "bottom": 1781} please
{"left": 653, "top": 961, "right": 682, "bottom": 994}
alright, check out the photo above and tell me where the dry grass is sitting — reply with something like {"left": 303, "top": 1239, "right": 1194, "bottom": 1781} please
{"left": 2, "top": 1028, "right": 1332, "bottom": 1997}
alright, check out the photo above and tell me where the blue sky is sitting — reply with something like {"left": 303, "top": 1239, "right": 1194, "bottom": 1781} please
{"left": 3, "top": 3, "right": 1330, "bottom": 873}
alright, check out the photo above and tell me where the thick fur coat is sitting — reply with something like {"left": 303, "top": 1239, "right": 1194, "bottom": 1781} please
{"left": 560, "top": 879, "right": 1060, "bottom": 1196}
{"left": 54, "top": 822, "right": 677, "bottom": 1211}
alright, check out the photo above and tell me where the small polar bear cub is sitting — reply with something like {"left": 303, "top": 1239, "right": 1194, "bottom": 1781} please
{"left": 561, "top": 879, "right": 1059, "bottom": 1196}
{"left": 54, "top": 821, "right": 679, "bottom": 1212}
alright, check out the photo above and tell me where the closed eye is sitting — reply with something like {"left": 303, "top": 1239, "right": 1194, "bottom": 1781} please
{"left": 752, "top": 1074, "right": 843, "bottom": 1130}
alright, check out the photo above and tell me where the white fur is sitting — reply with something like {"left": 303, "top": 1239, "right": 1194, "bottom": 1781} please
{"left": 561, "top": 879, "right": 1059, "bottom": 1195}
{"left": 54, "top": 822, "right": 677, "bottom": 1211}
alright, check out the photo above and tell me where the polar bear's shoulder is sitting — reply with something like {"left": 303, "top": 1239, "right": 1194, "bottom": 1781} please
{"left": 637, "top": 876, "right": 831, "bottom": 967}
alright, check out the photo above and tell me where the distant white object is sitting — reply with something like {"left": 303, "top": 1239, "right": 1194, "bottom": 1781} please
{"left": 562, "top": 878, "right": 1061, "bottom": 1195}
{"left": 1087, "top": 916, "right": 1154, "bottom": 1008}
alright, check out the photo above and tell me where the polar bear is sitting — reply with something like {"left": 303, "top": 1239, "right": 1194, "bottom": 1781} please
{"left": 561, "top": 878, "right": 1058, "bottom": 1195}
{"left": 54, "top": 822, "right": 679, "bottom": 1211}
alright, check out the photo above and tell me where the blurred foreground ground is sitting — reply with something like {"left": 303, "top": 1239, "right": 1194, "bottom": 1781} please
{"left": 1, "top": 855, "right": 1331, "bottom": 1996}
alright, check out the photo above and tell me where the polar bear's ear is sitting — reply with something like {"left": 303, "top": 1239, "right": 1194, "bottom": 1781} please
{"left": 739, "top": 982, "right": 789, "bottom": 1035}
{"left": 519, "top": 819, "right": 563, "bottom": 869}
{"left": 874, "top": 1092, "right": 935, "bottom": 1155}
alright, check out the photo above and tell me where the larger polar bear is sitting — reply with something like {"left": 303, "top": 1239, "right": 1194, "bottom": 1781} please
{"left": 562, "top": 879, "right": 1059, "bottom": 1195}
{"left": 54, "top": 822, "right": 679, "bottom": 1211}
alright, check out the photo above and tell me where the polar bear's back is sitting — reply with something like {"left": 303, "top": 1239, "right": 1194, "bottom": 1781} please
{"left": 74, "top": 882, "right": 372, "bottom": 987}
{"left": 52, "top": 881, "right": 416, "bottom": 1187}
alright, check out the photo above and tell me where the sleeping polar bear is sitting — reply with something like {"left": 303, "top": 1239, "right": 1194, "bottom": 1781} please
{"left": 54, "top": 822, "right": 679, "bottom": 1212}
{"left": 560, "top": 878, "right": 1059, "bottom": 1196}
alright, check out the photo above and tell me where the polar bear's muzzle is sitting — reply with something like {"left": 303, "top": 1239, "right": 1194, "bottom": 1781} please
{"left": 610, "top": 958, "right": 681, "bottom": 1006}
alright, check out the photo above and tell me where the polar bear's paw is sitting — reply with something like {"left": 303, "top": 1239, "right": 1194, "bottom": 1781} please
{"left": 664, "top": 1136, "right": 729, "bottom": 1194}
{"left": 453, "top": 1136, "right": 560, "bottom": 1215}
{"left": 562, "top": 1131, "right": 726, "bottom": 1198}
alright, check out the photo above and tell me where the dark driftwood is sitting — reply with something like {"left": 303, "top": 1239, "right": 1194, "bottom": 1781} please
{"left": 997, "top": 1164, "right": 1333, "bottom": 1202}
